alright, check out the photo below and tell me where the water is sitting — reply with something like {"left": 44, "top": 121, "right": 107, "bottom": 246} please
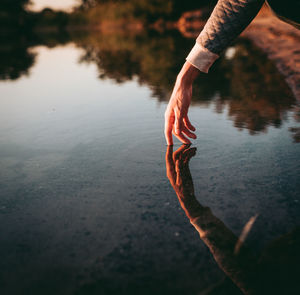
{"left": 0, "top": 30, "right": 299, "bottom": 295}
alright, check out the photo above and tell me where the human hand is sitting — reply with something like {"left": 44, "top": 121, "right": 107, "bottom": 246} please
{"left": 164, "top": 62, "right": 199, "bottom": 145}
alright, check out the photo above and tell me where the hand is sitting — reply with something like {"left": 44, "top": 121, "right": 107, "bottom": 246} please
{"left": 164, "top": 61, "right": 199, "bottom": 145}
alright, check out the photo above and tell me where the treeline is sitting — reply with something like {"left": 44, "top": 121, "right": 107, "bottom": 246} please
{"left": 77, "top": 0, "right": 215, "bottom": 22}
{"left": 0, "top": 0, "right": 29, "bottom": 28}
{"left": 0, "top": 0, "right": 71, "bottom": 31}
{"left": 0, "top": 0, "right": 216, "bottom": 31}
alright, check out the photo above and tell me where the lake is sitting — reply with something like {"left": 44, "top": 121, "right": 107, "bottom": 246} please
{"left": 0, "top": 30, "right": 299, "bottom": 295}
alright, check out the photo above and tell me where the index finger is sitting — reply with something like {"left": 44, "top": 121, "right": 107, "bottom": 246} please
{"left": 164, "top": 111, "right": 174, "bottom": 145}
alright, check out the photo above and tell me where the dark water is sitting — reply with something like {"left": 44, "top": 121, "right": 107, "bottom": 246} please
{"left": 0, "top": 30, "right": 299, "bottom": 295}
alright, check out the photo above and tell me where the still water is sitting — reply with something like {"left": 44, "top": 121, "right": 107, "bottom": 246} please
{"left": 0, "top": 31, "right": 299, "bottom": 295}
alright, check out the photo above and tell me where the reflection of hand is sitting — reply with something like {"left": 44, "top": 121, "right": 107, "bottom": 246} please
{"left": 166, "top": 145, "right": 205, "bottom": 220}
{"left": 164, "top": 62, "right": 199, "bottom": 145}
{"left": 165, "top": 144, "right": 196, "bottom": 198}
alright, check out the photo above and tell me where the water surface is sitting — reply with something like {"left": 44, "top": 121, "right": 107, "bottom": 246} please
{"left": 0, "top": 31, "right": 299, "bottom": 295}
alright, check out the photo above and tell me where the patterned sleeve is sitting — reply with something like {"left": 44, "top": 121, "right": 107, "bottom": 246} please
{"left": 186, "top": 0, "right": 265, "bottom": 73}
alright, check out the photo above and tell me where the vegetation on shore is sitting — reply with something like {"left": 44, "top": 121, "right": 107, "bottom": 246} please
{"left": 72, "top": 0, "right": 215, "bottom": 26}
{"left": 0, "top": 0, "right": 216, "bottom": 31}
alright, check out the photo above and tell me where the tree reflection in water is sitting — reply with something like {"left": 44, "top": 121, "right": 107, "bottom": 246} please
{"left": 0, "top": 29, "right": 297, "bottom": 137}
{"left": 0, "top": 34, "right": 36, "bottom": 80}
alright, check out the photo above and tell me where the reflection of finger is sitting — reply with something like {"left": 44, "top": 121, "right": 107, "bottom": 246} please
{"left": 180, "top": 147, "right": 196, "bottom": 172}
{"left": 182, "top": 127, "right": 197, "bottom": 139}
{"left": 165, "top": 146, "right": 176, "bottom": 182}
{"left": 166, "top": 145, "right": 174, "bottom": 162}
{"left": 182, "top": 147, "right": 197, "bottom": 163}
{"left": 175, "top": 160, "right": 183, "bottom": 186}
{"left": 184, "top": 116, "right": 196, "bottom": 131}
{"left": 175, "top": 145, "right": 192, "bottom": 173}
{"left": 173, "top": 144, "right": 190, "bottom": 162}
{"left": 177, "top": 157, "right": 194, "bottom": 192}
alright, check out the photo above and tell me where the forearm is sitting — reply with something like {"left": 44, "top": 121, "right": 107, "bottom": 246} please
{"left": 176, "top": 61, "right": 200, "bottom": 85}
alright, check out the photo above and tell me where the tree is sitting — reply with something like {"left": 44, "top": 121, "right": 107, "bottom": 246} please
{"left": 0, "top": 0, "right": 31, "bottom": 27}
{"left": 77, "top": 0, "right": 215, "bottom": 20}
{"left": 0, "top": 0, "right": 30, "bottom": 13}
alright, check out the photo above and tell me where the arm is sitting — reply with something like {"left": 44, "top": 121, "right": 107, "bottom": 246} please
{"left": 188, "top": 0, "right": 265, "bottom": 71}
{"left": 165, "top": 0, "right": 265, "bottom": 145}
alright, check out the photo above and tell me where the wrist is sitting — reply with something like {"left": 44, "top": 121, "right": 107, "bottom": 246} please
{"left": 176, "top": 61, "right": 199, "bottom": 85}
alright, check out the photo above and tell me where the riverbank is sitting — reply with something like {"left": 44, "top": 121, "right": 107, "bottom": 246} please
{"left": 177, "top": 5, "right": 300, "bottom": 101}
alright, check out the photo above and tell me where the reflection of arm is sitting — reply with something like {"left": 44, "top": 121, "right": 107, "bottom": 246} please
{"left": 179, "top": 194, "right": 259, "bottom": 295}
{"left": 186, "top": 0, "right": 264, "bottom": 73}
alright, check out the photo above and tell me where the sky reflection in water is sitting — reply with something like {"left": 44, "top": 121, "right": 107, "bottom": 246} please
{"left": 0, "top": 31, "right": 299, "bottom": 295}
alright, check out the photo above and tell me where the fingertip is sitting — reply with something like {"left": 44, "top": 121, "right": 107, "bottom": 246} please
{"left": 183, "top": 116, "right": 196, "bottom": 132}
{"left": 182, "top": 128, "right": 196, "bottom": 140}
{"left": 164, "top": 130, "right": 173, "bottom": 146}
{"left": 182, "top": 136, "right": 191, "bottom": 145}
{"left": 166, "top": 138, "right": 173, "bottom": 146}
{"left": 167, "top": 136, "right": 173, "bottom": 145}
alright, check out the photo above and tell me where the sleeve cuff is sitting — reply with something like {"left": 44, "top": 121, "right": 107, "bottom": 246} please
{"left": 186, "top": 43, "right": 219, "bottom": 73}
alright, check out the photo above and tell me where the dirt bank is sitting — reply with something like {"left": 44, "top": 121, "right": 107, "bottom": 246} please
{"left": 177, "top": 5, "right": 300, "bottom": 101}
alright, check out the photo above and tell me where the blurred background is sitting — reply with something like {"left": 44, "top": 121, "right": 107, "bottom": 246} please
{"left": 0, "top": 0, "right": 299, "bottom": 133}
{"left": 0, "top": 1, "right": 299, "bottom": 295}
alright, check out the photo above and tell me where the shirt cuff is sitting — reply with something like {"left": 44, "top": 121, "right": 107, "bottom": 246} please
{"left": 186, "top": 42, "right": 219, "bottom": 73}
